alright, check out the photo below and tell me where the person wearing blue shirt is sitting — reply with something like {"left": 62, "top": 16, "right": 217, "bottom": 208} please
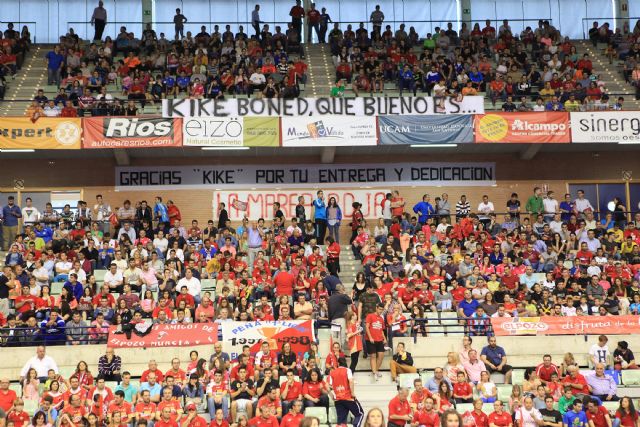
{"left": 562, "top": 399, "right": 588, "bottom": 427}
{"left": 2, "top": 196, "right": 22, "bottom": 251}
{"left": 45, "top": 46, "right": 65, "bottom": 87}
{"left": 39, "top": 310, "right": 66, "bottom": 345}
{"left": 398, "top": 64, "right": 414, "bottom": 96}
{"left": 313, "top": 190, "right": 327, "bottom": 244}
{"left": 64, "top": 273, "right": 84, "bottom": 302}
{"left": 458, "top": 290, "right": 480, "bottom": 318}
{"left": 413, "top": 194, "right": 435, "bottom": 226}
{"left": 4, "top": 245, "right": 24, "bottom": 266}
{"left": 35, "top": 224, "right": 54, "bottom": 243}
{"left": 154, "top": 196, "right": 170, "bottom": 227}
{"left": 176, "top": 72, "right": 191, "bottom": 93}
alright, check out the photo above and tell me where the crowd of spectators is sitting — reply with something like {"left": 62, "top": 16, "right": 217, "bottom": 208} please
{"left": 0, "top": 23, "right": 32, "bottom": 99}
{"left": 39, "top": 14, "right": 309, "bottom": 117}
{"left": 327, "top": 16, "right": 640, "bottom": 111}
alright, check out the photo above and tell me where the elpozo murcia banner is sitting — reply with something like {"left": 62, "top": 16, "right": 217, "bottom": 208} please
{"left": 83, "top": 117, "right": 183, "bottom": 148}
{"left": 281, "top": 116, "right": 377, "bottom": 147}
{"left": 115, "top": 162, "right": 496, "bottom": 190}
{"left": 378, "top": 115, "right": 474, "bottom": 145}
{"left": 570, "top": 111, "right": 640, "bottom": 144}
{"left": 162, "top": 96, "right": 485, "bottom": 117}
{"left": 182, "top": 117, "right": 280, "bottom": 147}
{"left": 0, "top": 117, "right": 82, "bottom": 149}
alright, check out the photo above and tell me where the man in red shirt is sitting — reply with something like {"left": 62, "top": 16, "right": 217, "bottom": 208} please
{"left": 562, "top": 365, "right": 589, "bottom": 395}
{"left": 108, "top": 390, "right": 132, "bottom": 425}
{"left": 165, "top": 358, "right": 187, "bottom": 385}
{"left": 535, "top": 354, "right": 559, "bottom": 385}
{"left": 256, "top": 387, "right": 282, "bottom": 419}
{"left": 134, "top": 390, "right": 157, "bottom": 425}
{"left": 410, "top": 378, "right": 432, "bottom": 411}
{"left": 586, "top": 399, "right": 611, "bottom": 427}
{"left": 156, "top": 387, "right": 183, "bottom": 421}
{"left": 141, "top": 360, "right": 165, "bottom": 383}
{"left": 306, "top": 3, "right": 321, "bottom": 43}
{"left": 248, "top": 405, "right": 280, "bottom": 427}
{"left": 280, "top": 370, "right": 302, "bottom": 415}
{"left": 411, "top": 396, "right": 439, "bottom": 427}
{"left": 155, "top": 406, "right": 178, "bottom": 427}
{"left": 289, "top": 0, "right": 305, "bottom": 37}
{"left": 488, "top": 401, "right": 511, "bottom": 427}
{"left": 471, "top": 399, "right": 489, "bottom": 427}
{"left": 328, "top": 358, "right": 364, "bottom": 427}
{"left": 280, "top": 399, "right": 304, "bottom": 427}
{"left": 210, "top": 408, "right": 230, "bottom": 427}
{"left": 61, "top": 393, "right": 87, "bottom": 425}
{"left": 365, "top": 304, "right": 387, "bottom": 380}
{"left": 0, "top": 378, "right": 17, "bottom": 412}
{"left": 274, "top": 263, "right": 295, "bottom": 297}
{"left": 388, "top": 388, "right": 412, "bottom": 427}
{"left": 180, "top": 403, "right": 208, "bottom": 427}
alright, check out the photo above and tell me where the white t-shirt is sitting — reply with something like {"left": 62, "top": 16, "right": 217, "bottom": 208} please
{"left": 589, "top": 344, "right": 611, "bottom": 365}
{"left": 543, "top": 198, "right": 558, "bottom": 214}
{"left": 22, "top": 207, "right": 41, "bottom": 224}
{"left": 178, "top": 277, "right": 201, "bottom": 297}
{"left": 382, "top": 199, "right": 391, "bottom": 220}
{"left": 478, "top": 202, "right": 495, "bottom": 215}
{"left": 515, "top": 407, "right": 542, "bottom": 427}
{"left": 153, "top": 237, "right": 169, "bottom": 254}
{"left": 104, "top": 270, "right": 124, "bottom": 287}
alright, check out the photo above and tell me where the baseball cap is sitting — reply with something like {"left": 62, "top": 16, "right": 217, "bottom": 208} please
{"left": 186, "top": 403, "right": 197, "bottom": 411}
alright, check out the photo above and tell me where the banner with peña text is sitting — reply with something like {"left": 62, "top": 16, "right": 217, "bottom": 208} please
{"left": 491, "top": 315, "right": 640, "bottom": 336}
{"left": 115, "top": 162, "right": 496, "bottom": 190}
{"left": 107, "top": 323, "right": 218, "bottom": 348}
{"left": 213, "top": 189, "right": 391, "bottom": 221}
{"left": 162, "top": 96, "right": 485, "bottom": 117}
{"left": 0, "top": 117, "right": 82, "bottom": 149}
{"left": 221, "top": 320, "right": 315, "bottom": 360}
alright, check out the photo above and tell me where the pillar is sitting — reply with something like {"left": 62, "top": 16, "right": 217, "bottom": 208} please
{"left": 142, "top": 0, "right": 153, "bottom": 26}
{"left": 612, "top": 0, "right": 630, "bottom": 33}
{"left": 460, "top": 0, "right": 471, "bottom": 30}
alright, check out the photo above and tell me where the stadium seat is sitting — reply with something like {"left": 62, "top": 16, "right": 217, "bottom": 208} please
{"left": 456, "top": 403, "right": 474, "bottom": 414}
{"left": 497, "top": 385, "right": 512, "bottom": 401}
{"left": 306, "top": 406, "right": 328, "bottom": 424}
{"left": 398, "top": 373, "right": 420, "bottom": 389}
{"left": 512, "top": 370, "right": 525, "bottom": 385}
{"left": 602, "top": 401, "right": 619, "bottom": 414}
{"left": 622, "top": 370, "right": 640, "bottom": 386}
{"left": 23, "top": 399, "right": 38, "bottom": 415}
{"left": 481, "top": 404, "right": 493, "bottom": 415}
{"left": 51, "top": 282, "right": 65, "bottom": 295}
{"left": 94, "top": 270, "right": 107, "bottom": 281}
{"left": 9, "top": 383, "right": 21, "bottom": 394}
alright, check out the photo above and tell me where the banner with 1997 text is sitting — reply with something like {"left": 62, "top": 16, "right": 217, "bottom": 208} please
{"left": 115, "top": 162, "right": 496, "bottom": 190}
{"left": 221, "top": 320, "right": 315, "bottom": 360}
{"left": 162, "top": 96, "right": 484, "bottom": 117}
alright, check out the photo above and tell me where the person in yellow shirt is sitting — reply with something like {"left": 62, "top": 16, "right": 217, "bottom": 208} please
{"left": 621, "top": 237, "right": 639, "bottom": 255}
{"left": 539, "top": 81, "right": 556, "bottom": 102}
{"left": 609, "top": 225, "right": 624, "bottom": 243}
{"left": 487, "top": 273, "right": 500, "bottom": 293}
{"left": 563, "top": 94, "right": 581, "bottom": 111}
{"left": 205, "top": 253, "right": 222, "bottom": 278}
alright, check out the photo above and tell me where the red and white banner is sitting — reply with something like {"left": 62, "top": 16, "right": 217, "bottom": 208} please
{"left": 492, "top": 315, "right": 640, "bottom": 336}
{"left": 213, "top": 189, "right": 391, "bottom": 221}
{"left": 107, "top": 323, "right": 218, "bottom": 348}
{"left": 221, "top": 320, "right": 315, "bottom": 360}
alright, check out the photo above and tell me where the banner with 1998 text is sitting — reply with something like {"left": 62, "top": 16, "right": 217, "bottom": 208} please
{"left": 221, "top": 320, "right": 315, "bottom": 360}
{"left": 162, "top": 96, "right": 484, "bottom": 117}
{"left": 115, "top": 162, "right": 496, "bottom": 190}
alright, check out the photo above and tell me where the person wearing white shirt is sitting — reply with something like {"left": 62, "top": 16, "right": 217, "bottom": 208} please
{"left": 549, "top": 213, "right": 563, "bottom": 234}
{"left": 477, "top": 195, "right": 495, "bottom": 227}
{"left": 69, "top": 266, "right": 87, "bottom": 285}
{"left": 177, "top": 268, "right": 201, "bottom": 303}
{"left": 43, "top": 101, "right": 61, "bottom": 117}
{"left": 153, "top": 231, "right": 169, "bottom": 255}
{"left": 574, "top": 190, "right": 594, "bottom": 214}
{"left": 542, "top": 191, "right": 558, "bottom": 222}
{"left": 104, "top": 263, "right": 124, "bottom": 292}
{"left": 33, "top": 261, "right": 50, "bottom": 288}
{"left": 514, "top": 397, "right": 543, "bottom": 427}
{"left": 22, "top": 198, "right": 41, "bottom": 227}
{"left": 112, "top": 252, "right": 127, "bottom": 272}
{"left": 589, "top": 335, "right": 611, "bottom": 368}
{"left": 20, "top": 346, "right": 59, "bottom": 381}
{"left": 54, "top": 254, "right": 73, "bottom": 282}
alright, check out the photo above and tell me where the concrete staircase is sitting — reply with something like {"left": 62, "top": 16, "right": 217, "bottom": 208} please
{"left": 304, "top": 43, "right": 335, "bottom": 97}
{"left": 1, "top": 45, "right": 48, "bottom": 117}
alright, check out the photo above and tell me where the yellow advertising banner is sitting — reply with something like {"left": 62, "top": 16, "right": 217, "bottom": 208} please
{"left": 0, "top": 117, "right": 82, "bottom": 149}
{"left": 242, "top": 117, "right": 280, "bottom": 147}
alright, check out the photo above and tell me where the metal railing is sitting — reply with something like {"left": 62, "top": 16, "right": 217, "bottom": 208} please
{"left": 0, "top": 325, "right": 108, "bottom": 347}
{"left": 581, "top": 17, "right": 640, "bottom": 39}
{"left": 0, "top": 21, "right": 37, "bottom": 43}
{"left": 385, "top": 316, "right": 494, "bottom": 349}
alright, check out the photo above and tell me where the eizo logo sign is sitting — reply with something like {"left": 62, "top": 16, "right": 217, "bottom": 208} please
{"left": 105, "top": 118, "right": 173, "bottom": 138}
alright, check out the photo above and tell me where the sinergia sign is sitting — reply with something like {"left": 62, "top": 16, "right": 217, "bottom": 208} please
{"left": 115, "top": 162, "right": 496, "bottom": 190}
{"left": 162, "top": 96, "right": 485, "bottom": 117}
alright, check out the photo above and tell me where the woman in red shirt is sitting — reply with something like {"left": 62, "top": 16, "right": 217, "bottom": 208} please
{"left": 346, "top": 312, "right": 363, "bottom": 372}
{"left": 302, "top": 368, "right": 329, "bottom": 409}
{"left": 615, "top": 397, "right": 639, "bottom": 427}
{"left": 324, "top": 342, "right": 345, "bottom": 375}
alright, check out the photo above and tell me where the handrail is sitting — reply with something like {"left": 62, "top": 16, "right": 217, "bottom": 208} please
{"left": 0, "top": 21, "right": 37, "bottom": 43}
{"left": 1, "top": 325, "right": 109, "bottom": 347}
{"left": 580, "top": 16, "right": 640, "bottom": 38}
{"left": 386, "top": 316, "right": 494, "bottom": 348}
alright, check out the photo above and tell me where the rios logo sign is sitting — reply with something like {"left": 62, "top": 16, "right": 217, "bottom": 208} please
{"left": 82, "top": 117, "right": 183, "bottom": 148}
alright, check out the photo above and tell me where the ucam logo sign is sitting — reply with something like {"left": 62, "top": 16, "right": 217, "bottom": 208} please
{"left": 379, "top": 125, "right": 412, "bottom": 133}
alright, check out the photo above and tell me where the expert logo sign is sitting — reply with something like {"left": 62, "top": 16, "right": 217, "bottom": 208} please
{"left": 83, "top": 117, "right": 183, "bottom": 148}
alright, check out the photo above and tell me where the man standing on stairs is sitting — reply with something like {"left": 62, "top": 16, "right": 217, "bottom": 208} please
{"left": 365, "top": 303, "right": 387, "bottom": 381}
{"left": 328, "top": 357, "right": 364, "bottom": 427}
{"left": 91, "top": 1, "right": 107, "bottom": 42}
{"left": 359, "top": 285, "right": 381, "bottom": 359}
{"left": 289, "top": 0, "right": 305, "bottom": 42}
{"left": 329, "top": 284, "right": 352, "bottom": 351}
